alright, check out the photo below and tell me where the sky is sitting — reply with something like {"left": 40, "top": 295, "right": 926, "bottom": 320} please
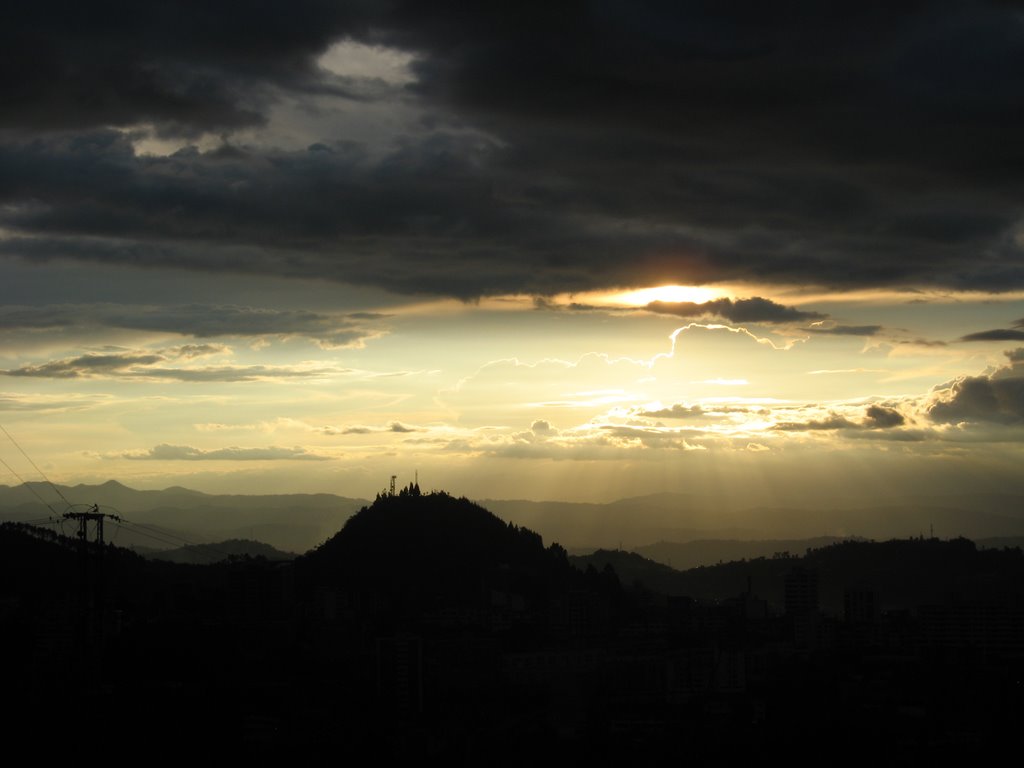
{"left": 1, "top": 2, "right": 1024, "bottom": 506}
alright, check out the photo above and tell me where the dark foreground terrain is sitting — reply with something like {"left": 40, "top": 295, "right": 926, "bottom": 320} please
{"left": 4, "top": 488, "right": 1023, "bottom": 763}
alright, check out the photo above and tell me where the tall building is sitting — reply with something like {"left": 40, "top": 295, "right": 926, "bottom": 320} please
{"left": 784, "top": 566, "right": 819, "bottom": 616}
{"left": 844, "top": 585, "right": 878, "bottom": 624}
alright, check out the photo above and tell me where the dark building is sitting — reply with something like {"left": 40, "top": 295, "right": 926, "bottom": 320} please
{"left": 784, "top": 566, "right": 819, "bottom": 617}
{"left": 844, "top": 585, "right": 878, "bottom": 624}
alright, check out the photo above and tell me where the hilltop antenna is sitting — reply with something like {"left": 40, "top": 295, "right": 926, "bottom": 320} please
{"left": 390, "top": 475, "right": 397, "bottom": 497}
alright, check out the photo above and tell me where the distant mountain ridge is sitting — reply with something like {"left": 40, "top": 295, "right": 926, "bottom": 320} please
{"left": 136, "top": 538, "right": 297, "bottom": 564}
{"left": 4, "top": 480, "right": 1024, "bottom": 557}
{"left": 0, "top": 480, "right": 367, "bottom": 553}
{"left": 0, "top": 479, "right": 362, "bottom": 511}
{"left": 484, "top": 493, "right": 1024, "bottom": 548}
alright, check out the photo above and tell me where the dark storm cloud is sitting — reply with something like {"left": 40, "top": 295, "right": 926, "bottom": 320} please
{"left": 124, "top": 444, "right": 329, "bottom": 461}
{"left": 863, "top": 405, "right": 906, "bottom": 429}
{"left": 774, "top": 404, "right": 906, "bottom": 432}
{"left": 646, "top": 297, "right": 824, "bottom": 324}
{"left": 0, "top": 2, "right": 374, "bottom": 133}
{"left": 773, "top": 414, "right": 860, "bottom": 432}
{"left": 2, "top": 352, "right": 164, "bottom": 378}
{"left": 928, "top": 348, "right": 1024, "bottom": 425}
{"left": 960, "top": 321, "right": 1024, "bottom": 342}
{"left": 3, "top": 3, "right": 1024, "bottom": 296}
{"left": 0, "top": 347, "right": 344, "bottom": 381}
{"left": 960, "top": 329, "right": 1024, "bottom": 342}
{"left": 133, "top": 366, "right": 341, "bottom": 382}
{"left": 0, "top": 303, "right": 378, "bottom": 348}
{"left": 928, "top": 376, "right": 1024, "bottom": 424}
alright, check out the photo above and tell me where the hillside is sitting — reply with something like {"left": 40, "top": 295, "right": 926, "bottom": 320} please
{"left": 576, "top": 537, "right": 1024, "bottom": 614}
{"left": 138, "top": 538, "right": 296, "bottom": 564}
{"left": 633, "top": 536, "right": 863, "bottom": 571}
{"left": 297, "top": 487, "right": 577, "bottom": 618}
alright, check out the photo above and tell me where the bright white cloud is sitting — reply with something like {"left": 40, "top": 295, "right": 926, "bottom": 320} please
{"left": 317, "top": 40, "right": 418, "bottom": 84}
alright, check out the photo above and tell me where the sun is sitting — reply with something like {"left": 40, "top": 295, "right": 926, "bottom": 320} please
{"left": 607, "top": 284, "right": 719, "bottom": 307}
{"left": 537, "top": 283, "right": 727, "bottom": 311}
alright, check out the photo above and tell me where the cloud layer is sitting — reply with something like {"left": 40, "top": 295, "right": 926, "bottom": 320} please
{"left": 123, "top": 444, "right": 330, "bottom": 461}
{"left": 646, "top": 297, "right": 824, "bottom": 324}
{"left": 0, "top": 345, "right": 345, "bottom": 381}
{"left": 2, "top": 4, "right": 1023, "bottom": 297}
{"left": 0, "top": 303, "right": 382, "bottom": 348}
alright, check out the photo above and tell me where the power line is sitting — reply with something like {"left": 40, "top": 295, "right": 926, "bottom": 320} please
{"left": 114, "top": 518, "right": 236, "bottom": 561}
{"left": 11, "top": 517, "right": 62, "bottom": 527}
{"left": 0, "top": 422, "right": 73, "bottom": 508}
{"left": 0, "top": 454, "right": 62, "bottom": 517}
{"left": 10, "top": 510, "right": 237, "bottom": 562}
{"left": 12, "top": 503, "right": 242, "bottom": 562}
{"left": 111, "top": 521, "right": 191, "bottom": 551}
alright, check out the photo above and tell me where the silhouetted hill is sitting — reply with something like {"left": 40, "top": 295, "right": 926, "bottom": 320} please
{"left": 977, "top": 536, "right": 1024, "bottom": 550}
{"left": 298, "top": 490, "right": 575, "bottom": 618}
{"left": 0, "top": 521, "right": 168, "bottom": 612}
{"left": 570, "top": 549, "right": 683, "bottom": 594}
{"left": 140, "top": 538, "right": 296, "bottom": 564}
{"left": 578, "top": 537, "right": 1024, "bottom": 614}
{"left": 633, "top": 536, "right": 864, "bottom": 571}
{"left": 0, "top": 521, "right": 91, "bottom": 595}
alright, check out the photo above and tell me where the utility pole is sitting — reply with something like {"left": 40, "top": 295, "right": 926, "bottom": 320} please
{"left": 63, "top": 505, "right": 121, "bottom": 686}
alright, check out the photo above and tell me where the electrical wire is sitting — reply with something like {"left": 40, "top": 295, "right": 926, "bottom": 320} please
{"left": 113, "top": 518, "right": 236, "bottom": 562}
{"left": 111, "top": 521, "right": 190, "bottom": 550}
{"left": 12, "top": 516, "right": 61, "bottom": 527}
{"left": 0, "top": 454, "right": 62, "bottom": 517}
{"left": 0, "top": 423, "right": 73, "bottom": 509}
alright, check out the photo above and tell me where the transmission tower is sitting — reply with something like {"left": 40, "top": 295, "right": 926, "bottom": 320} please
{"left": 63, "top": 505, "right": 121, "bottom": 686}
